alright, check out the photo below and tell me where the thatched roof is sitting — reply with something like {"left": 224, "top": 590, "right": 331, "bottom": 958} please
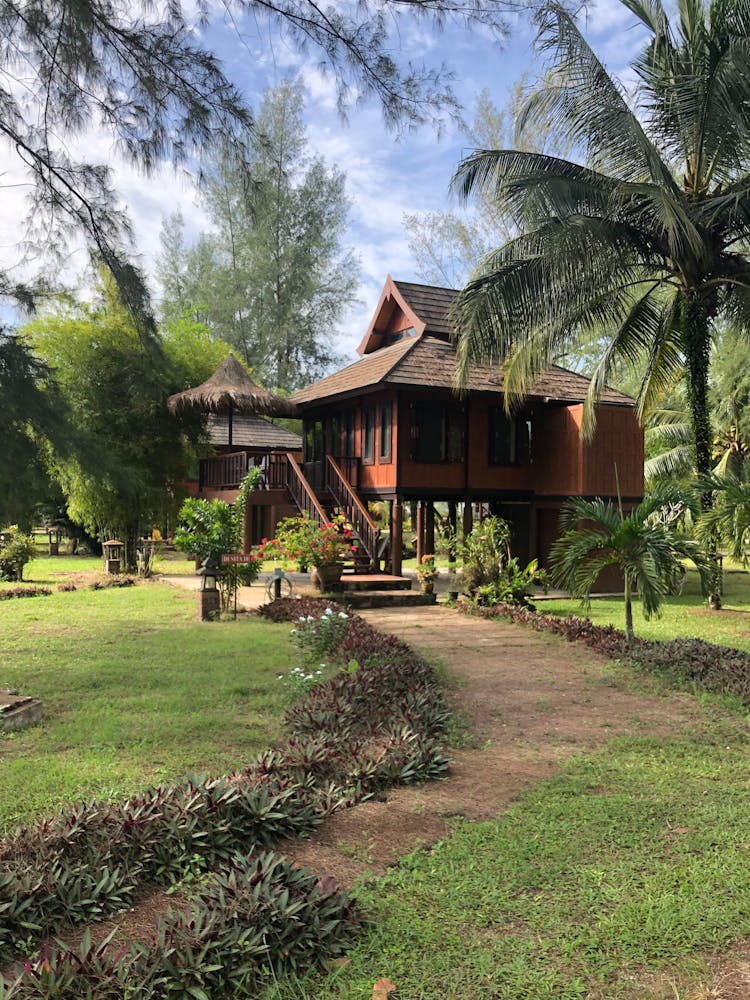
{"left": 168, "top": 354, "right": 298, "bottom": 418}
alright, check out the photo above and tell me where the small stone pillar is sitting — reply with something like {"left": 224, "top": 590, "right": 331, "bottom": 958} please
{"left": 102, "top": 539, "right": 123, "bottom": 574}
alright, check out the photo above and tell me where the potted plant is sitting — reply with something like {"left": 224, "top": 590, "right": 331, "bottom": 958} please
{"left": 261, "top": 513, "right": 358, "bottom": 591}
{"left": 416, "top": 553, "right": 439, "bottom": 594}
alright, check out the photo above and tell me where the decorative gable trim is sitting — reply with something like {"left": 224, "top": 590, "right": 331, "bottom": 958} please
{"left": 356, "top": 274, "right": 426, "bottom": 355}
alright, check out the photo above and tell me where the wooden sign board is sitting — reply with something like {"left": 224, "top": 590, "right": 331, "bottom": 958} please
{"left": 220, "top": 553, "right": 255, "bottom": 565}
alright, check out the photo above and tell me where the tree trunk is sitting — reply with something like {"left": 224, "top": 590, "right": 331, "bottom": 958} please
{"left": 624, "top": 572, "right": 634, "bottom": 647}
{"left": 683, "top": 295, "right": 722, "bottom": 609}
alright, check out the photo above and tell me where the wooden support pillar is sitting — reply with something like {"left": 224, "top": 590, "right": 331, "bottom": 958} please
{"left": 448, "top": 501, "right": 458, "bottom": 565}
{"left": 391, "top": 499, "right": 403, "bottom": 577}
{"left": 416, "top": 501, "right": 425, "bottom": 567}
{"left": 462, "top": 501, "right": 473, "bottom": 562}
{"left": 425, "top": 502, "right": 435, "bottom": 557}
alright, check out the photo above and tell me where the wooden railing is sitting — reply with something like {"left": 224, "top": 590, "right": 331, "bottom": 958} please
{"left": 287, "top": 453, "right": 328, "bottom": 524}
{"left": 326, "top": 456, "right": 380, "bottom": 569}
{"left": 265, "top": 452, "right": 289, "bottom": 490}
{"left": 199, "top": 451, "right": 249, "bottom": 490}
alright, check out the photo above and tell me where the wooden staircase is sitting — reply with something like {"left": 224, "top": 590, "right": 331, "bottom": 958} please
{"left": 283, "top": 453, "right": 385, "bottom": 573}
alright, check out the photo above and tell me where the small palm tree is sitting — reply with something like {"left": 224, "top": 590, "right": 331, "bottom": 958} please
{"left": 550, "top": 489, "right": 705, "bottom": 645}
{"left": 697, "top": 469, "right": 750, "bottom": 564}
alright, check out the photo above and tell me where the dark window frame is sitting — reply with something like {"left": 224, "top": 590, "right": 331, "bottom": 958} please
{"left": 379, "top": 401, "right": 392, "bottom": 461}
{"left": 362, "top": 406, "right": 375, "bottom": 464}
{"left": 411, "top": 401, "right": 464, "bottom": 464}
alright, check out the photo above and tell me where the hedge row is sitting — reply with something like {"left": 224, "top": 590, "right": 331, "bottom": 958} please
{"left": 2, "top": 851, "right": 360, "bottom": 998}
{"left": 466, "top": 602, "right": 750, "bottom": 707}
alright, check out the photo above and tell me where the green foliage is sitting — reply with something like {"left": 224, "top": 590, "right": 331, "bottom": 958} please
{"left": 452, "top": 0, "right": 750, "bottom": 482}
{"left": 157, "top": 81, "right": 357, "bottom": 391}
{"left": 290, "top": 607, "right": 352, "bottom": 661}
{"left": 461, "top": 515, "right": 512, "bottom": 593}
{"left": 1, "top": 852, "right": 361, "bottom": 998}
{"left": 551, "top": 488, "right": 706, "bottom": 643}
{"left": 22, "top": 277, "right": 195, "bottom": 567}
{"left": 0, "top": 336, "right": 74, "bottom": 528}
{"left": 173, "top": 468, "right": 263, "bottom": 609}
{"left": 173, "top": 498, "right": 238, "bottom": 565}
{"left": 262, "top": 513, "right": 357, "bottom": 568}
{"left": 0, "top": 526, "right": 36, "bottom": 582}
{"left": 697, "top": 468, "right": 750, "bottom": 564}
{"left": 460, "top": 515, "right": 547, "bottom": 604}
{"left": 474, "top": 557, "right": 548, "bottom": 607}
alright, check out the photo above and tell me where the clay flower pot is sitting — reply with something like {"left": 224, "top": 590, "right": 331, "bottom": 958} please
{"left": 314, "top": 562, "right": 344, "bottom": 591}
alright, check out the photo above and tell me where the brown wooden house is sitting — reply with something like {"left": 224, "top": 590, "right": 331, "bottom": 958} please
{"left": 190, "top": 276, "right": 644, "bottom": 576}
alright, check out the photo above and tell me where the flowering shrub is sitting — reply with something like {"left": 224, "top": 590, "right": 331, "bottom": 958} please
{"left": 416, "top": 554, "right": 438, "bottom": 584}
{"left": 261, "top": 513, "right": 357, "bottom": 568}
{"left": 278, "top": 665, "right": 325, "bottom": 699}
{"left": 291, "top": 607, "right": 351, "bottom": 660}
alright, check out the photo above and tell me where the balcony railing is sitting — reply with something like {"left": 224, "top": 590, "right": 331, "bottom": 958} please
{"left": 199, "top": 451, "right": 250, "bottom": 490}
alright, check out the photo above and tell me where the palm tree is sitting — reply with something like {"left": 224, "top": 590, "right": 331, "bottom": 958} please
{"left": 452, "top": 0, "right": 750, "bottom": 486}
{"left": 697, "top": 468, "right": 750, "bottom": 564}
{"left": 550, "top": 489, "right": 706, "bottom": 645}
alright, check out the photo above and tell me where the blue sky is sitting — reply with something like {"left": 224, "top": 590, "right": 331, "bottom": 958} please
{"left": 0, "top": 0, "right": 648, "bottom": 360}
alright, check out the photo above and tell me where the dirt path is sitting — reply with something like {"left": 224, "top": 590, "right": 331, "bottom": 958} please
{"left": 282, "top": 604, "right": 718, "bottom": 886}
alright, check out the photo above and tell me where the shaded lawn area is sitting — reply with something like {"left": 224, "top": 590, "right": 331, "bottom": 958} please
{"left": 541, "top": 566, "right": 750, "bottom": 653}
{"left": 281, "top": 730, "right": 750, "bottom": 1000}
{"left": 0, "top": 582, "right": 297, "bottom": 834}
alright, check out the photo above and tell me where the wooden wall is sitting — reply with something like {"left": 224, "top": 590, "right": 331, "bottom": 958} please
{"left": 305, "top": 391, "right": 643, "bottom": 502}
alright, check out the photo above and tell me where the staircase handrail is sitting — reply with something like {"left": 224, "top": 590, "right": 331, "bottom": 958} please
{"left": 326, "top": 455, "right": 380, "bottom": 564}
{"left": 286, "top": 453, "right": 328, "bottom": 524}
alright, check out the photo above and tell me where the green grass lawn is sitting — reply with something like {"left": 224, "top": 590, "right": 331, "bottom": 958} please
{"left": 0, "top": 580, "right": 299, "bottom": 834}
{"left": 540, "top": 565, "right": 750, "bottom": 652}
{"left": 277, "top": 724, "right": 750, "bottom": 1000}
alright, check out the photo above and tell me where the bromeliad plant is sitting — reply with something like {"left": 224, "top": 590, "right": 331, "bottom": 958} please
{"left": 262, "top": 513, "right": 358, "bottom": 569}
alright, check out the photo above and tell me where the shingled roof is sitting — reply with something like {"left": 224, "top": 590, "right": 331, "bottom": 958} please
{"left": 207, "top": 414, "right": 302, "bottom": 450}
{"left": 291, "top": 332, "right": 634, "bottom": 408}
{"left": 392, "top": 280, "right": 457, "bottom": 339}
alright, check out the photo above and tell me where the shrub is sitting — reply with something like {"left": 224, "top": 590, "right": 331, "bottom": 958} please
{"left": 291, "top": 606, "right": 352, "bottom": 660}
{"left": 0, "top": 587, "right": 51, "bottom": 601}
{"left": 468, "top": 603, "right": 750, "bottom": 709}
{"left": 631, "top": 638, "right": 750, "bottom": 705}
{"left": 0, "top": 527, "right": 36, "bottom": 582}
{"left": 258, "top": 595, "right": 348, "bottom": 623}
{"left": 260, "top": 512, "right": 358, "bottom": 569}
{"left": 1, "top": 852, "right": 362, "bottom": 998}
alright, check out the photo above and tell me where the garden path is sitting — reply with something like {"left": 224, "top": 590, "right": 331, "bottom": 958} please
{"left": 282, "top": 604, "right": 719, "bottom": 882}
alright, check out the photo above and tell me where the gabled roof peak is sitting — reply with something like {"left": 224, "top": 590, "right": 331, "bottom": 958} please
{"left": 357, "top": 275, "right": 459, "bottom": 355}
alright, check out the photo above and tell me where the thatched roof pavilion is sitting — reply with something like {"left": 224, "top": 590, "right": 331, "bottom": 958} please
{"left": 168, "top": 354, "right": 298, "bottom": 447}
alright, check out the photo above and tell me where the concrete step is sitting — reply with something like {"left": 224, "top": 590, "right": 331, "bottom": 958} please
{"left": 339, "top": 574, "right": 412, "bottom": 592}
{"left": 335, "top": 590, "right": 437, "bottom": 609}
{"left": 1, "top": 689, "right": 43, "bottom": 732}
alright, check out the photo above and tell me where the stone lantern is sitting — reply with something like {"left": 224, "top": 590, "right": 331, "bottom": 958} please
{"left": 197, "top": 556, "right": 221, "bottom": 621}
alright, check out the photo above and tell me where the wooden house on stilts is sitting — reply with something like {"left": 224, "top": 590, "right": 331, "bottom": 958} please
{"left": 179, "top": 276, "right": 644, "bottom": 582}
